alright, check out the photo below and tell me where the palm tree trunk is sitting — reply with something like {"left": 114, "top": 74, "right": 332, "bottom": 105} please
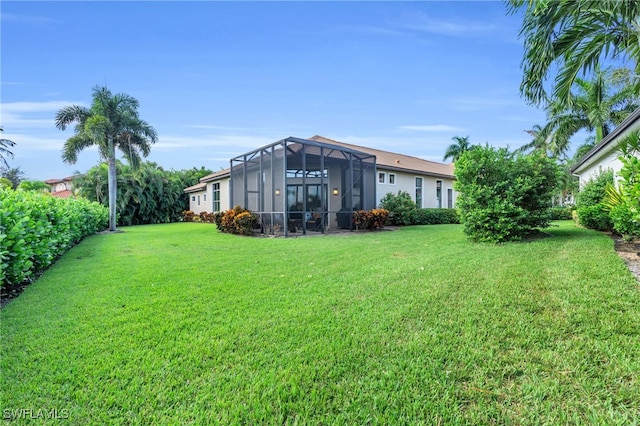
{"left": 595, "top": 126, "right": 604, "bottom": 144}
{"left": 107, "top": 137, "right": 118, "bottom": 231}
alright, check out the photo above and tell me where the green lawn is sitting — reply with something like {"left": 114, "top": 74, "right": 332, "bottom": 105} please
{"left": 1, "top": 222, "right": 639, "bottom": 424}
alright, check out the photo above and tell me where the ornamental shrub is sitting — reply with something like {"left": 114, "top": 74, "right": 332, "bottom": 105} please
{"left": 454, "top": 145, "right": 558, "bottom": 243}
{"left": 353, "top": 209, "right": 389, "bottom": 230}
{"left": 609, "top": 132, "right": 640, "bottom": 239}
{"left": 0, "top": 189, "right": 108, "bottom": 287}
{"left": 215, "top": 206, "right": 258, "bottom": 236}
{"left": 549, "top": 206, "right": 573, "bottom": 220}
{"left": 379, "top": 191, "right": 418, "bottom": 225}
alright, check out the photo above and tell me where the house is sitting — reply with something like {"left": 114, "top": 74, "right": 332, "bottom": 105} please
{"left": 44, "top": 176, "right": 76, "bottom": 198}
{"left": 184, "top": 135, "right": 456, "bottom": 235}
{"left": 571, "top": 107, "right": 640, "bottom": 187}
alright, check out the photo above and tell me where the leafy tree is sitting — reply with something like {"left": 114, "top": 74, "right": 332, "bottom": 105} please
{"left": 0, "top": 178, "right": 13, "bottom": 189}
{"left": 0, "top": 166, "right": 26, "bottom": 189}
{"left": 507, "top": 0, "right": 640, "bottom": 106}
{"left": 443, "top": 136, "right": 473, "bottom": 163}
{"left": 55, "top": 86, "right": 158, "bottom": 231}
{"left": 17, "top": 180, "right": 49, "bottom": 193}
{"left": 454, "top": 145, "right": 559, "bottom": 243}
{"left": 0, "top": 127, "right": 16, "bottom": 168}
{"left": 74, "top": 161, "right": 212, "bottom": 226}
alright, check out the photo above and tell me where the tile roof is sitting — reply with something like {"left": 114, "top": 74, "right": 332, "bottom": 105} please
{"left": 183, "top": 182, "right": 207, "bottom": 193}
{"left": 50, "top": 189, "right": 73, "bottom": 199}
{"left": 309, "top": 135, "right": 455, "bottom": 178}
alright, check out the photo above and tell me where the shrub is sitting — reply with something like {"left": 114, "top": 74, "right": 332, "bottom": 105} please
{"left": 550, "top": 206, "right": 573, "bottom": 220}
{"left": 608, "top": 132, "right": 640, "bottom": 239}
{"left": 576, "top": 205, "right": 612, "bottom": 231}
{"left": 215, "top": 206, "right": 258, "bottom": 236}
{"left": 575, "top": 169, "right": 614, "bottom": 232}
{"left": 353, "top": 209, "right": 389, "bottom": 230}
{"left": 379, "top": 191, "right": 418, "bottom": 226}
{"left": 609, "top": 203, "right": 640, "bottom": 239}
{"left": 0, "top": 189, "right": 108, "bottom": 287}
{"left": 182, "top": 210, "right": 196, "bottom": 222}
{"left": 414, "top": 208, "right": 460, "bottom": 225}
{"left": 454, "top": 146, "right": 558, "bottom": 243}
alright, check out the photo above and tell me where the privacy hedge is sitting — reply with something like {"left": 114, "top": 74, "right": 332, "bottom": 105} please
{"left": 0, "top": 189, "right": 108, "bottom": 287}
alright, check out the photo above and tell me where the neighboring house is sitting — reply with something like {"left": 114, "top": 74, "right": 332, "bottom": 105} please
{"left": 184, "top": 135, "right": 456, "bottom": 235}
{"left": 44, "top": 176, "right": 76, "bottom": 198}
{"left": 571, "top": 107, "right": 640, "bottom": 187}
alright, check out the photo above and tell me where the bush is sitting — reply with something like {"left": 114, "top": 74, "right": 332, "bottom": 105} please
{"left": 576, "top": 205, "right": 612, "bottom": 231}
{"left": 379, "top": 191, "right": 418, "bottom": 225}
{"left": 182, "top": 210, "right": 196, "bottom": 222}
{"left": 414, "top": 208, "right": 460, "bottom": 225}
{"left": 550, "top": 206, "right": 573, "bottom": 220}
{"left": 353, "top": 209, "right": 389, "bottom": 230}
{"left": 610, "top": 203, "right": 640, "bottom": 238}
{"left": 575, "top": 170, "right": 614, "bottom": 232}
{"left": 215, "top": 206, "right": 258, "bottom": 236}
{"left": 454, "top": 146, "right": 558, "bottom": 243}
{"left": 0, "top": 189, "right": 108, "bottom": 287}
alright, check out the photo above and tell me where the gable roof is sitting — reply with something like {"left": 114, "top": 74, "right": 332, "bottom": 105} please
{"left": 309, "top": 135, "right": 455, "bottom": 179}
{"left": 571, "top": 106, "right": 640, "bottom": 174}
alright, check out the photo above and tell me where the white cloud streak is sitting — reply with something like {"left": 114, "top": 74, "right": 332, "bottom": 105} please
{"left": 398, "top": 125, "right": 465, "bottom": 132}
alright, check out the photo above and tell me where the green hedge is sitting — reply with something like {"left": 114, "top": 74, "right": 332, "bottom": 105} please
{"left": 1, "top": 189, "right": 108, "bottom": 287}
{"left": 414, "top": 208, "right": 460, "bottom": 225}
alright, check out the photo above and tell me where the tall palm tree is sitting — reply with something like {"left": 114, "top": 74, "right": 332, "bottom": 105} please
{"left": 0, "top": 127, "right": 16, "bottom": 168}
{"left": 507, "top": 0, "right": 640, "bottom": 106}
{"left": 443, "top": 136, "right": 472, "bottom": 163}
{"left": 517, "top": 124, "right": 557, "bottom": 157}
{"left": 55, "top": 86, "right": 157, "bottom": 231}
{"left": 536, "top": 67, "right": 639, "bottom": 159}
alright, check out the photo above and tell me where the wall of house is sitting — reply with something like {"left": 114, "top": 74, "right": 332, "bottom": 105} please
{"left": 187, "top": 189, "right": 209, "bottom": 214}
{"left": 376, "top": 169, "right": 456, "bottom": 208}
{"left": 577, "top": 149, "right": 623, "bottom": 187}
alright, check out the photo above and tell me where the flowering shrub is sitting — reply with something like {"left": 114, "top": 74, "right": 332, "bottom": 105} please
{"left": 215, "top": 206, "right": 258, "bottom": 235}
{"left": 353, "top": 209, "right": 389, "bottom": 230}
{"left": 182, "top": 210, "right": 196, "bottom": 222}
{"left": 1, "top": 188, "right": 108, "bottom": 287}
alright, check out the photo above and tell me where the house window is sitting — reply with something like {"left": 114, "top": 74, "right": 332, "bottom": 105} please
{"left": 436, "top": 180, "right": 442, "bottom": 209}
{"left": 204, "top": 194, "right": 207, "bottom": 202}
{"left": 212, "top": 183, "right": 220, "bottom": 212}
{"left": 197, "top": 195, "right": 200, "bottom": 206}
{"left": 415, "top": 177, "right": 423, "bottom": 208}
{"left": 378, "top": 172, "right": 386, "bottom": 184}
{"left": 447, "top": 188, "right": 453, "bottom": 209}
{"left": 192, "top": 195, "right": 195, "bottom": 202}
{"left": 388, "top": 173, "right": 396, "bottom": 185}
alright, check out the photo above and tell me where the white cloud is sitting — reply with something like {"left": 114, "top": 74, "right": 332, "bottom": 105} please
{"left": 1, "top": 100, "right": 86, "bottom": 129}
{"left": 398, "top": 125, "right": 465, "bottom": 132}
{"left": 399, "top": 13, "right": 497, "bottom": 38}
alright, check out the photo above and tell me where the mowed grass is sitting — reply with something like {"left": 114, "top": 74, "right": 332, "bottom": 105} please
{"left": 1, "top": 221, "right": 639, "bottom": 424}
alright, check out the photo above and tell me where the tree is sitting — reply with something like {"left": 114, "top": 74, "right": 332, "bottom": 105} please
{"left": 0, "top": 127, "right": 16, "bottom": 168}
{"left": 507, "top": 0, "right": 640, "bottom": 106}
{"left": 532, "top": 67, "right": 639, "bottom": 159}
{"left": 443, "top": 136, "right": 473, "bottom": 163}
{"left": 0, "top": 166, "right": 26, "bottom": 189}
{"left": 55, "top": 86, "right": 157, "bottom": 231}
{"left": 17, "top": 180, "right": 50, "bottom": 193}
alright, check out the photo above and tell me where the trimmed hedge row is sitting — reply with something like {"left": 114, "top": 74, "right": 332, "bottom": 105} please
{"left": 1, "top": 189, "right": 108, "bottom": 287}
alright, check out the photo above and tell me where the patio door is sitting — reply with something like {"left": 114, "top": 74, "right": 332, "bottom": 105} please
{"left": 287, "top": 184, "right": 328, "bottom": 212}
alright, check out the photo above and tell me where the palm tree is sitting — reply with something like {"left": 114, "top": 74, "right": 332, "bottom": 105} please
{"left": 55, "top": 86, "right": 157, "bottom": 231}
{"left": 517, "top": 124, "right": 556, "bottom": 157}
{"left": 0, "top": 127, "right": 16, "bottom": 168}
{"left": 507, "top": 0, "right": 640, "bottom": 106}
{"left": 443, "top": 136, "right": 472, "bottom": 163}
{"left": 534, "top": 67, "right": 639, "bottom": 159}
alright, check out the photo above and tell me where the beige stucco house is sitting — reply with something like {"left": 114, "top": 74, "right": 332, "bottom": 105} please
{"left": 184, "top": 135, "right": 456, "bottom": 235}
{"left": 571, "top": 107, "right": 640, "bottom": 187}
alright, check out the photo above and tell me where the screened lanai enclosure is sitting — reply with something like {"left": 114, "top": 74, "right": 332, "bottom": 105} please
{"left": 230, "top": 137, "right": 376, "bottom": 236}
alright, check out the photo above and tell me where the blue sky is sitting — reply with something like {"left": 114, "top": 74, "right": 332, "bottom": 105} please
{"left": 2, "top": 1, "right": 550, "bottom": 181}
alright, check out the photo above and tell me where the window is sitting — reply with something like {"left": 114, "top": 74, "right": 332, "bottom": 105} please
{"left": 388, "top": 173, "right": 396, "bottom": 185}
{"left": 286, "top": 168, "right": 328, "bottom": 178}
{"left": 447, "top": 188, "right": 453, "bottom": 209}
{"left": 378, "top": 172, "right": 386, "bottom": 184}
{"left": 204, "top": 194, "right": 207, "bottom": 202}
{"left": 197, "top": 195, "right": 200, "bottom": 206}
{"left": 212, "top": 183, "right": 220, "bottom": 212}
{"left": 192, "top": 195, "right": 195, "bottom": 202}
{"left": 415, "top": 177, "right": 423, "bottom": 208}
{"left": 436, "top": 180, "right": 442, "bottom": 209}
